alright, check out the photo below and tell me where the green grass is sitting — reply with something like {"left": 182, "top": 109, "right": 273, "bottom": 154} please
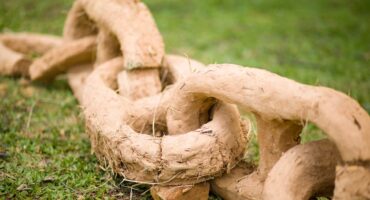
{"left": 1, "top": 0, "right": 369, "bottom": 199}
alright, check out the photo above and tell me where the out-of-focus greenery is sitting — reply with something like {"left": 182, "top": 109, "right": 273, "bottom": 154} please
{"left": 1, "top": 0, "right": 369, "bottom": 199}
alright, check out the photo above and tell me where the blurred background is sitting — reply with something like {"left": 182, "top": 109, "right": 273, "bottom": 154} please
{"left": 0, "top": 0, "right": 369, "bottom": 199}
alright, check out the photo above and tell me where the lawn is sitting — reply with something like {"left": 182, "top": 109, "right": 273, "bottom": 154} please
{"left": 0, "top": 0, "right": 369, "bottom": 199}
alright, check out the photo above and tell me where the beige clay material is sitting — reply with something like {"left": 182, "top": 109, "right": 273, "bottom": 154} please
{"left": 117, "top": 69, "right": 162, "bottom": 100}
{"left": 162, "top": 54, "right": 205, "bottom": 84}
{"left": 213, "top": 118, "right": 303, "bottom": 199}
{"left": 210, "top": 162, "right": 255, "bottom": 200}
{"left": 170, "top": 64, "right": 370, "bottom": 162}
{"left": 95, "top": 29, "right": 120, "bottom": 65}
{"left": 63, "top": 0, "right": 97, "bottom": 41}
{"left": 67, "top": 64, "right": 93, "bottom": 104}
{"left": 212, "top": 140, "right": 340, "bottom": 200}
{"left": 170, "top": 64, "right": 369, "bottom": 199}
{"left": 126, "top": 53, "right": 207, "bottom": 106}
{"left": 29, "top": 36, "right": 96, "bottom": 81}
{"left": 151, "top": 182, "right": 210, "bottom": 200}
{"left": 1, "top": 1, "right": 368, "bottom": 198}
{"left": 165, "top": 63, "right": 303, "bottom": 199}
{"left": 0, "top": 43, "right": 31, "bottom": 76}
{"left": 262, "top": 139, "right": 340, "bottom": 200}
{"left": 120, "top": 54, "right": 207, "bottom": 134}
{"left": 333, "top": 164, "right": 370, "bottom": 199}
{"left": 82, "top": 58, "right": 247, "bottom": 185}
{"left": 64, "top": 0, "right": 164, "bottom": 69}
{"left": 0, "top": 32, "right": 62, "bottom": 55}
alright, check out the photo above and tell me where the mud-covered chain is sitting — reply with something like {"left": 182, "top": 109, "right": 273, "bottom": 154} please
{"left": 0, "top": 0, "right": 369, "bottom": 199}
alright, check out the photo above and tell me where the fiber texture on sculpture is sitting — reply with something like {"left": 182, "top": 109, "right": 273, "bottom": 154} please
{"left": 0, "top": 0, "right": 369, "bottom": 199}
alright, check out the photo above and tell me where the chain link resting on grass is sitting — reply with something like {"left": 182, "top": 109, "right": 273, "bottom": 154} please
{"left": 0, "top": 0, "right": 369, "bottom": 199}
